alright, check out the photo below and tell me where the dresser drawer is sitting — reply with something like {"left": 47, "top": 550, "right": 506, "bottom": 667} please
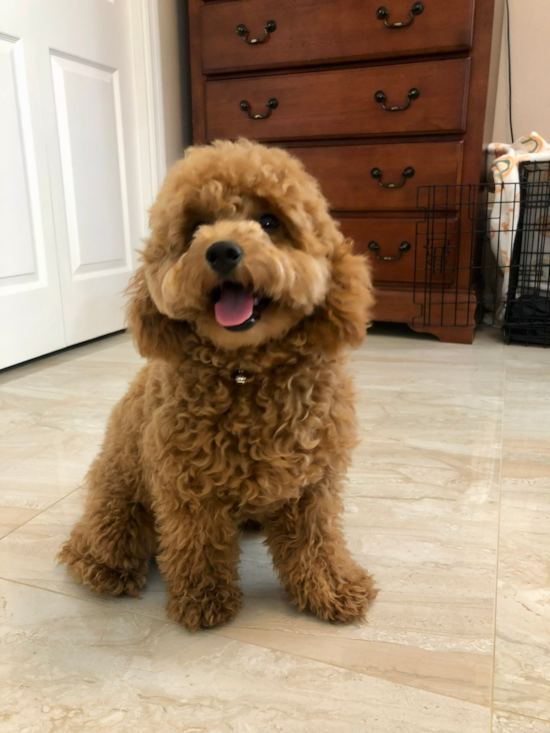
{"left": 205, "top": 59, "right": 470, "bottom": 142}
{"left": 339, "top": 217, "right": 458, "bottom": 284}
{"left": 292, "top": 142, "right": 462, "bottom": 212}
{"left": 200, "top": 0, "right": 475, "bottom": 74}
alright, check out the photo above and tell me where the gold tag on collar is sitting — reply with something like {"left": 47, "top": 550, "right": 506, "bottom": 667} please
{"left": 235, "top": 370, "right": 248, "bottom": 385}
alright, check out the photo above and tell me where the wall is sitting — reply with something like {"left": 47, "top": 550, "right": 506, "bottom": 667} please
{"left": 493, "top": 0, "right": 550, "bottom": 144}
{"left": 157, "top": 0, "right": 183, "bottom": 168}
{"left": 157, "top": 0, "right": 192, "bottom": 170}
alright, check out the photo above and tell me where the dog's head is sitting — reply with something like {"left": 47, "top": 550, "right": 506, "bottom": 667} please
{"left": 127, "top": 140, "right": 373, "bottom": 359}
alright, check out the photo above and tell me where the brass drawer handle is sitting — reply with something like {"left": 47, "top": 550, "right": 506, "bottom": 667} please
{"left": 236, "top": 20, "right": 277, "bottom": 44}
{"left": 371, "top": 166, "right": 415, "bottom": 188}
{"left": 239, "top": 98, "right": 279, "bottom": 120}
{"left": 368, "top": 241, "right": 411, "bottom": 261}
{"left": 376, "top": 2, "right": 424, "bottom": 28}
{"left": 374, "top": 88, "right": 420, "bottom": 112}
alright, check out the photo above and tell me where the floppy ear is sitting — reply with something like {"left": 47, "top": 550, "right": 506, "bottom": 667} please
{"left": 310, "top": 239, "right": 374, "bottom": 350}
{"left": 125, "top": 266, "right": 191, "bottom": 361}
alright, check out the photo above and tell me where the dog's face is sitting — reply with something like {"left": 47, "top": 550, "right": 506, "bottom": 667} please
{"left": 154, "top": 191, "right": 333, "bottom": 350}
{"left": 128, "top": 140, "right": 373, "bottom": 358}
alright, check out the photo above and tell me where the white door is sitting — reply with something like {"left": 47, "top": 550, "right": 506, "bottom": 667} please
{"left": 38, "top": 0, "right": 143, "bottom": 347}
{"left": 0, "top": 0, "right": 146, "bottom": 369}
{"left": 0, "top": 5, "right": 66, "bottom": 368}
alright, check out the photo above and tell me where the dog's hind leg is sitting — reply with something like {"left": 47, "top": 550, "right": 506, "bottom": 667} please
{"left": 58, "top": 457, "right": 156, "bottom": 597}
{"left": 58, "top": 387, "right": 156, "bottom": 597}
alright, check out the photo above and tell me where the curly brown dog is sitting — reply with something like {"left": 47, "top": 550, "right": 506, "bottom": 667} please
{"left": 58, "top": 139, "right": 377, "bottom": 631}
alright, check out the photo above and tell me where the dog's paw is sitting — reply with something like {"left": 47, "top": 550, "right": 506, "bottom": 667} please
{"left": 166, "top": 584, "right": 243, "bottom": 631}
{"left": 58, "top": 542, "right": 148, "bottom": 598}
{"left": 298, "top": 567, "right": 378, "bottom": 624}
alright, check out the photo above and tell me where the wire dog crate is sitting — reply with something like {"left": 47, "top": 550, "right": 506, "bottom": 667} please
{"left": 413, "top": 161, "right": 550, "bottom": 346}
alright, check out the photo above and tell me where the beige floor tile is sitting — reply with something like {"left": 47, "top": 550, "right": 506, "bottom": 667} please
{"left": 0, "top": 332, "right": 132, "bottom": 388}
{"left": 0, "top": 423, "right": 99, "bottom": 462}
{"left": 493, "top": 710, "right": 550, "bottom": 732}
{"left": 0, "top": 578, "right": 491, "bottom": 733}
{"left": 0, "top": 486, "right": 495, "bottom": 706}
{"left": 492, "top": 479, "right": 550, "bottom": 721}
{"left": 2, "top": 325, "right": 550, "bottom": 731}
{"left": 0, "top": 505, "right": 40, "bottom": 540}
{"left": 0, "top": 488, "right": 169, "bottom": 620}
{"left": 0, "top": 426, "right": 102, "bottom": 531}
{"left": 72, "top": 333, "right": 142, "bottom": 365}
{"left": 0, "top": 359, "right": 142, "bottom": 404}
{"left": 492, "top": 357, "right": 550, "bottom": 721}
{"left": 0, "top": 338, "right": 143, "bottom": 537}
{"left": 363, "top": 323, "right": 505, "bottom": 364}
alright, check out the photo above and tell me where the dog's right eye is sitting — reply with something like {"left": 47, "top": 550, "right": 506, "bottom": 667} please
{"left": 258, "top": 214, "right": 280, "bottom": 232}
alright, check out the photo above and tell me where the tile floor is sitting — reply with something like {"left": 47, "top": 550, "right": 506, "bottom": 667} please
{"left": 0, "top": 326, "right": 549, "bottom": 733}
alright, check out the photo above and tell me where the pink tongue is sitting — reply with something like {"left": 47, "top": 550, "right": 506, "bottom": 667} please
{"left": 215, "top": 286, "right": 254, "bottom": 327}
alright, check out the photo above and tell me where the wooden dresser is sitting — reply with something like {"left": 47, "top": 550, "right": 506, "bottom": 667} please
{"left": 187, "top": 0, "right": 502, "bottom": 343}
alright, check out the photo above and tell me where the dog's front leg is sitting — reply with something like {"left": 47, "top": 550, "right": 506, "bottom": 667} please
{"left": 265, "top": 484, "right": 377, "bottom": 623}
{"left": 155, "top": 502, "right": 242, "bottom": 631}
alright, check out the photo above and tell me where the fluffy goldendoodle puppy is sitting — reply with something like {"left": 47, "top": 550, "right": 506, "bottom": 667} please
{"left": 59, "top": 139, "right": 377, "bottom": 631}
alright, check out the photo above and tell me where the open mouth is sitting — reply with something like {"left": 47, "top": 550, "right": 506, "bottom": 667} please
{"left": 212, "top": 283, "right": 270, "bottom": 332}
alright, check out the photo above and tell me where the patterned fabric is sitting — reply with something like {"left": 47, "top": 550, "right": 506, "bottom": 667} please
{"left": 488, "top": 132, "right": 550, "bottom": 320}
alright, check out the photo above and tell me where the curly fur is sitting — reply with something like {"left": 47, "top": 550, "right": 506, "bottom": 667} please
{"left": 58, "top": 139, "right": 378, "bottom": 630}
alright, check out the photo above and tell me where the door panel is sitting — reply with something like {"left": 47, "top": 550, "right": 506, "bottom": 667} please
{"left": 38, "top": 0, "right": 142, "bottom": 346}
{"left": 0, "top": 37, "right": 37, "bottom": 282}
{"left": 0, "top": 23, "right": 65, "bottom": 369}
{"left": 1, "top": 0, "right": 144, "bottom": 367}
{"left": 50, "top": 53, "right": 132, "bottom": 280}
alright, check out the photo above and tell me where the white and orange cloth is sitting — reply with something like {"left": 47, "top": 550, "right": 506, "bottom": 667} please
{"left": 488, "top": 132, "right": 550, "bottom": 320}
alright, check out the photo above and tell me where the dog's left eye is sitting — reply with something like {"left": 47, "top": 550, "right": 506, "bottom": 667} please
{"left": 258, "top": 214, "right": 280, "bottom": 232}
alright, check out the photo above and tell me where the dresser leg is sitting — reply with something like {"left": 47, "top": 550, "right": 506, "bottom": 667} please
{"left": 409, "top": 324, "right": 476, "bottom": 344}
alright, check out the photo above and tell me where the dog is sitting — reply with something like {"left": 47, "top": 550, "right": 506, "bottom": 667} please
{"left": 58, "top": 139, "right": 377, "bottom": 631}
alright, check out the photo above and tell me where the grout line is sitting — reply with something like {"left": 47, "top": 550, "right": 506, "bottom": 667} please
{"left": 493, "top": 708, "right": 550, "bottom": 727}
{"left": 97, "top": 616, "right": 111, "bottom": 645}
{"left": 209, "top": 627, "right": 491, "bottom": 709}
{"left": 0, "top": 574, "right": 170, "bottom": 626}
{"left": 7, "top": 571, "right": 486, "bottom": 702}
{"left": 488, "top": 353, "right": 507, "bottom": 733}
{"left": 0, "top": 486, "right": 82, "bottom": 543}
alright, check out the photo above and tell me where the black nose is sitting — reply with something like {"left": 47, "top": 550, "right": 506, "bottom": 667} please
{"left": 205, "top": 241, "right": 243, "bottom": 275}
